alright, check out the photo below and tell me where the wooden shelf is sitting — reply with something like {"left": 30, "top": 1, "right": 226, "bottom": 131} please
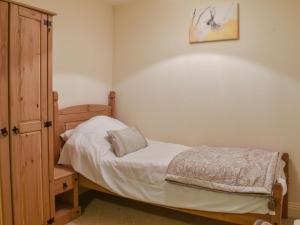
{"left": 55, "top": 202, "right": 80, "bottom": 225}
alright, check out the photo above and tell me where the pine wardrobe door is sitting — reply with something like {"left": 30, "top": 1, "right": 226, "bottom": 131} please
{"left": 0, "top": 2, "right": 13, "bottom": 225}
{"left": 9, "top": 4, "right": 50, "bottom": 225}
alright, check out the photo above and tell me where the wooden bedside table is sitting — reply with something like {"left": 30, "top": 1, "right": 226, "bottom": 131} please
{"left": 54, "top": 166, "right": 81, "bottom": 225}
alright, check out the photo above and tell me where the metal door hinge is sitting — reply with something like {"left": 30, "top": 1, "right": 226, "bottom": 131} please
{"left": 44, "top": 121, "right": 53, "bottom": 128}
{"left": 44, "top": 20, "right": 52, "bottom": 28}
{"left": 47, "top": 217, "right": 55, "bottom": 225}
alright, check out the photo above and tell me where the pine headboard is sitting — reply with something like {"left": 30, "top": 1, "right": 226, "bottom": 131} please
{"left": 53, "top": 91, "right": 116, "bottom": 164}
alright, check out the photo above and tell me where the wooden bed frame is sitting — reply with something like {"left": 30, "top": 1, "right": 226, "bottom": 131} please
{"left": 53, "top": 91, "right": 289, "bottom": 225}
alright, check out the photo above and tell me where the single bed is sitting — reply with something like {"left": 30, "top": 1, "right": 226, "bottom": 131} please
{"left": 53, "top": 91, "right": 289, "bottom": 225}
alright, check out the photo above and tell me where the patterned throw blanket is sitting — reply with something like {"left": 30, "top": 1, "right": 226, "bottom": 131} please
{"left": 166, "top": 146, "right": 282, "bottom": 195}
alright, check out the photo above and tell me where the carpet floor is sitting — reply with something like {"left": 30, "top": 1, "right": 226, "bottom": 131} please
{"left": 67, "top": 191, "right": 294, "bottom": 225}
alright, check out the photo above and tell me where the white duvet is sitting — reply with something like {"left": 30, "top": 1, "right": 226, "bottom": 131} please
{"left": 58, "top": 116, "right": 286, "bottom": 215}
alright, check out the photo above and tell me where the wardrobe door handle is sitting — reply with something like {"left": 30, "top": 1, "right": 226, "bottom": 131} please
{"left": 1, "top": 128, "right": 8, "bottom": 137}
{"left": 63, "top": 183, "right": 68, "bottom": 190}
{"left": 12, "top": 126, "right": 20, "bottom": 135}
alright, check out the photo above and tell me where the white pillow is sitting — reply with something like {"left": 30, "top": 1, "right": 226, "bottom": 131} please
{"left": 60, "top": 129, "right": 75, "bottom": 142}
{"left": 73, "top": 116, "right": 128, "bottom": 136}
{"left": 58, "top": 116, "right": 128, "bottom": 165}
{"left": 107, "top": 127, "right": 148, "bottom": 157}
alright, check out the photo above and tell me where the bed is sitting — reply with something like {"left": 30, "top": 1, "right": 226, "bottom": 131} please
{"left": 53, "top": 91, "right": 289, "bottom": 225}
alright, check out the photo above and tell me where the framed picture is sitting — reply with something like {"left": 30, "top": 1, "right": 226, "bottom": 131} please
{"left": 189, "top": 2, "right": 240, "bottom": 43}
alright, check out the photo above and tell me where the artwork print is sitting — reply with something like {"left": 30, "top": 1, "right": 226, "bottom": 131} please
{"left": 189, "top": 2, "right": 239, "bottom": 43}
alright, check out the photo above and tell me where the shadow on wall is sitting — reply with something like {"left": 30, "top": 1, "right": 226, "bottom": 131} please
{"left": 54, "top": 73, "right": 111, "bottom": 108}
{"left": 115, "top": 51, "right": 300, "bottom": 85}
{"left": 114, "top": 53, "right": 300, "bottom": 202}
{"left": 115, "top": 53, "right": 300, "bottom": 121}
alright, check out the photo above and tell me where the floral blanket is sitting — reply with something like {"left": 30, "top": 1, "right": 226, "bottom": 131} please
{"left": 166, "top": 146, "right": 282, "bottom": 195}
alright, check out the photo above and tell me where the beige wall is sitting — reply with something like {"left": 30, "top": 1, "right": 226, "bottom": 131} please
{"left": 113, "top": 0, "right": 300, "bottom": 208}
{"left": 11, "top": 0, "right": 300, "bottom": 217}
{"left": 17, "top": 0, "right": 114, "bottom": 107}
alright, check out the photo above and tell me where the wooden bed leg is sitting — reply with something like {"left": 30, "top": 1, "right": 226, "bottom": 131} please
{"left": 271, "top": 183, "right": 283, "bottom": 225}
{"left": 109, "top": 91, "right": 116, "bottom": 118}
{"left": 281, "top": 153, "right": 289, "bottom": 219}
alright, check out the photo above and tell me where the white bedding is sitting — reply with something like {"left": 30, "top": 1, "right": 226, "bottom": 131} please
{"left": 58, "top": 116, "right": 286, "bottom": 215}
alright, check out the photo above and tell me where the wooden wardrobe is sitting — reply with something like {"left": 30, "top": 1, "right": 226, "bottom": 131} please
{"left": 0, "top": 1, "right": 56, "bottom": 225}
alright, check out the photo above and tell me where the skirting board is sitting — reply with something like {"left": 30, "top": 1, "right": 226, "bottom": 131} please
{"left": 289, "top": 202, "right": 300, "bottom": 219}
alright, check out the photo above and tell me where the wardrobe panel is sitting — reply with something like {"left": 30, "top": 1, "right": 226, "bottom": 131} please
{"left": 0, "top": 1, "right": 13, "bottom": 225}
{"left": 19, "top": 16, "right": 41, "bottom": 122}
{"left": 19, "top": 132, "right": 44, "bottom": 225}
{"left": 10, "top": 4, "right": 50, "bottom": 225}
{"left": 47, "top": 15, "right": 56, "bottom": 219}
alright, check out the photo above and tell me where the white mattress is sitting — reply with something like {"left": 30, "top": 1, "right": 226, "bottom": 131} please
{"left": 59, "top": 137, "right": 282, "bottom": 215}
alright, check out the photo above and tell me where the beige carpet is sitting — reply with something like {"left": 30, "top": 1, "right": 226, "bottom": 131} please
{"left": 67, "top": 191, "right": 294, "bottom": 225}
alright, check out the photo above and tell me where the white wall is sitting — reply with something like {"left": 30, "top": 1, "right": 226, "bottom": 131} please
{"left": 113, "top": 0, "right": 300, "bottom": 212}
{"left": 13, "top": 0, "right": 300, "bottom": 218}
{"left": 17, "top": 0, "right": 114, "bottom": 107}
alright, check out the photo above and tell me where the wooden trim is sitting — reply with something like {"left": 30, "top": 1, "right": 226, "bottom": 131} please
{"left": 0, "top": 0, "right": 56, "bottom": 15}
{"left": 8, "top": 4, "right": 20, "bottom": 224}
{"left": 48, "top": 14, "right": 56, "bottom": 220}
{"left": 0, "top": 2, "right": 13, "bottom": 225}
{"left": 41, "top": 12, "right": 51, "bottom": 223}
